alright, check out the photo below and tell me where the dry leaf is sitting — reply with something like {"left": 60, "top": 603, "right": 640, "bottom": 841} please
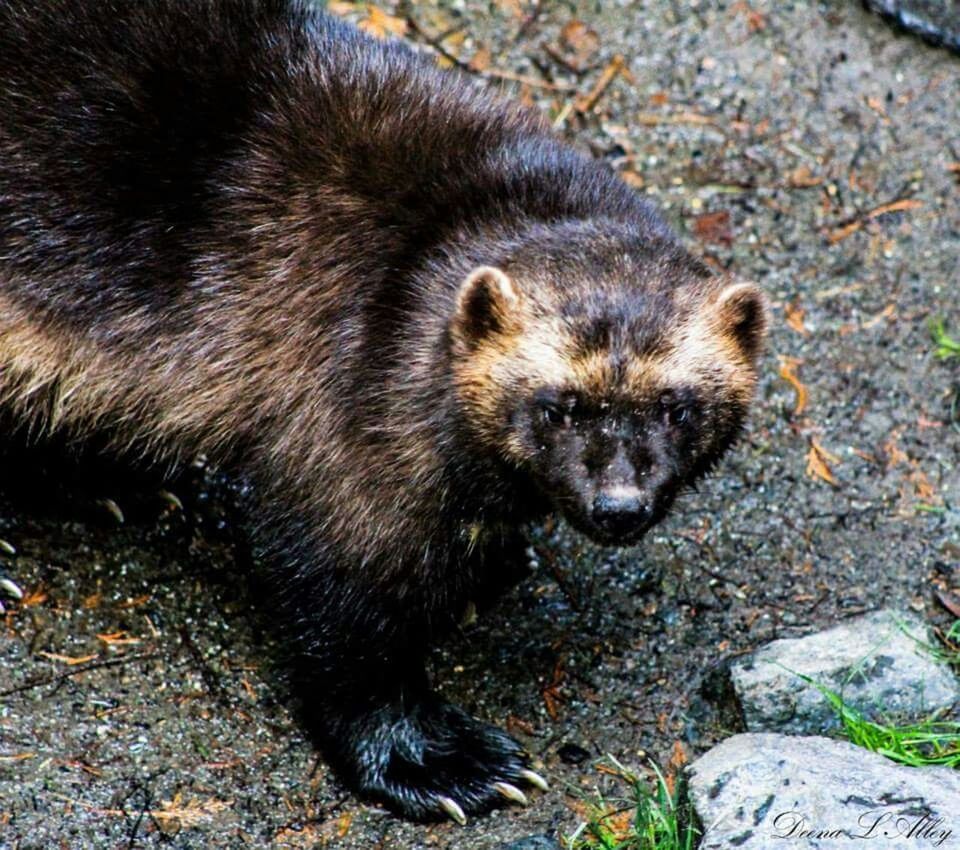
{"left": 669, "top": 739, "right": 688, "bottom": 769}
{"left": 865, "top": 95, "right": 888, "bottom": 118}
{"left": 881, "top": 430, "right": 909, "bottom": 469}
{"left": 0, "top": 752, "right": 36, "bottom": 762}
{"left": 595, "top": 762, "right": 623, "bottom": 778}
{"left": 20, "top": 587, "right": 48, "bottom": 608}
{"left": 827, "top": 220, "right": 862, "bottom": 244}
{"left": 784, "top": 301, "right": 808, "bottom": 335}
{"left": 559, "top": 20, "right": 600, "bottom": 69}
{"left": 201, "top": 758, "right": 244, "bottom": 770}
{"left": 57, "top": 759, "right": 104, "bottom": 777}
{"left": 746, "top": 9, "right": 766, "bottom": 30}
{"left": 565, "top": 798, "right": 592, "bottom": 822}
{"left": 865, "top": 198, "right": 922, "bottom": 219}
{"left": 241, "top": 676, "right": 257, "bottom": 700}
{"left": 861, "top": 303, "right": 896, "bottom": 330}
{"left": 276, "top": 809, "right": 357, "bottom": 846}
{"left": 359, "top": 6, "right": 407, "bottom": 39}
{"left": 38, "top": 651, "right": 100, "bottom": 666}
{"left": 787, "top": 165, "right": 822, "bottom": 188}
{"left": 47, "top": 791, "right": 231, "bottom": 829}
{"left": 116, "top": 594, "right": 151, "bottom": 609}
{"left": 325, "top": 1, "right": 356, "bottom": 15}
{"left": 540, "top": 661, "right": 566, "bottom": 720}
{"left": 732, "top": 1, "right": 767, "bottom": 31}
{"left": 692, "top": 210, "right": 733, "bottom": 246}
{"left": 778, "top": 355, "right": 808, "bottom": 416}
{"left": 443, "top": 29, "right": 467, "bottom": 50}
{"left": 829, "top": 198, "right": 922, "bottom": 243}
{"left": 605, "top": 808, "right": 635, "bottom": 841}
{"left": 468, "top": 45, "right": 491, "bottom": 73}
{"left": 153, "top": 795, "right": 233, "bottom": 829}
{"left": 911, "top": 469, "right": 937, "bottom": 503}
{"left": 97, "top": 631, "right": 141, "bottom": 646}
{"left": 506, "top": 715, "right": 536, "bottom": 736}
{"left": 806, "top": 439, "right": 840, "bottom": 486}
{"left": 935, "top": 589, "right": 960, "bottom": 620}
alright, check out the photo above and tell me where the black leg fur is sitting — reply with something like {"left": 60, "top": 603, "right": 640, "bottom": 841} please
{"left": 310, "top": 661, "right": 536, "bottom": 821}
{"left": 258, "top": 505, "right": 544, "bottom": 821}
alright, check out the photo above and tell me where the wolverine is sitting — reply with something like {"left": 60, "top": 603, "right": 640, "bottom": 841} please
{"left": 0, "top": 0, "right": 766, "bottom": 824}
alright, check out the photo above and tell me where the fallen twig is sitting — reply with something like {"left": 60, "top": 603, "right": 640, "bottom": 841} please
{"left": 46, "top": 791, "right": 232, "bottom": 828}
{"left": 405, "top": 13, "right": 572, "bottom": 91}
{"left": 827, "top": 197, "right": 923, "bottom": 244}
{"left": 574, "top": 54, "right": 627, "bottom": 113}
{"left": 0, "top": 651, "right": 161, "bottom": 698}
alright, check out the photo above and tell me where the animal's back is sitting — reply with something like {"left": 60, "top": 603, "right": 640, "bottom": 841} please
{"left": 1, "top": 1, "right": 284, "bottom": 308}
{"left": 0, "top": 1, "right": 494, "bottom": 452}
{"left": 0, "top": 0, "right": 650, "bottom": 460}
{"left": 0, "top": 0, "right": 556, "bottom": 320}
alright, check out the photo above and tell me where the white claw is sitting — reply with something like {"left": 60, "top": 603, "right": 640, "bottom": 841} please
{"left": 0, "top": 578, "right": 23, "bottom": 601}
{"left": 520, "top": 769, "right": 550, "bottom": 792}
{"left": 100, "top": 498, "right": 125, "bottom": 524}
{"left": 493, "top": 781, "right": 529, "bottom": 806}
{"left": 158, "top": 490, "right": 184, "bottom": 511}
{"left": 438, "top": 795, "right": 467, "bottom": 826}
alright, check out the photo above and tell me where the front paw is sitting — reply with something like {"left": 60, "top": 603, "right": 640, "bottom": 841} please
{"left": 328, "top": 700, "right": 548, "bottom": 823}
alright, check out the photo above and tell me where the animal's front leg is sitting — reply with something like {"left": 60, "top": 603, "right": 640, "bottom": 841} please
{"left": 273, "top": 546, "right": 548, "bottom": 823}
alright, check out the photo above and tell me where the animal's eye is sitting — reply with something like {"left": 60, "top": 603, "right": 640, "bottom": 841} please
{"left": 541, "top": 403, "right": 567, "bottom": 427}
{"left": 668, "top": 405, "right": 690, "bottom": 426}
{"left": 659, "top": 392, "right": 691, "bottom": 427}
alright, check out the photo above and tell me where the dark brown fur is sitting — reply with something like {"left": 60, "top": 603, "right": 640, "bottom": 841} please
{"left": 0, "top": 0, "right": 765, "bottom": 821}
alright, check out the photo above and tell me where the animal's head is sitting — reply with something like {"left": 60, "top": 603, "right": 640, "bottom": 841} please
{"left": 449, "top": 223, "right": 766, "bottom": 545}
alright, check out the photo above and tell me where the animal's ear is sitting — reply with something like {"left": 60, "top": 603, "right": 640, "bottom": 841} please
{"left": 452, "top": 266, "right": 522, "bottom": 347}
{"left": 713, "top": 282, "right": 768, "bottom": 363}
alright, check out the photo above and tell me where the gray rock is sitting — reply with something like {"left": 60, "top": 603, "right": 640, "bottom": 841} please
{"left": 688, "top": 733, "right": 960, "bottom": 849}
{"left": 731, "top": 609, "right": 960, "bottom": 734}
{"left": 865, "top": 0, "right": 960, "bottom": 54}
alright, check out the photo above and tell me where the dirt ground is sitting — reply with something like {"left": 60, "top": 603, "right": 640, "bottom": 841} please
{"left": 2, "top": 1, "right": 959, "bottom": 848}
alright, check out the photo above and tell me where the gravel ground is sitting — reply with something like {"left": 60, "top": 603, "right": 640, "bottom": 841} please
{"left": 2, "top": 1, "right": 959, "bottom": 848}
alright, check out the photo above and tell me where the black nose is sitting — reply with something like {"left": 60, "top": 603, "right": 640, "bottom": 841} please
{"left": 592, "top": 491, "right": 649, "bottom": 538}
